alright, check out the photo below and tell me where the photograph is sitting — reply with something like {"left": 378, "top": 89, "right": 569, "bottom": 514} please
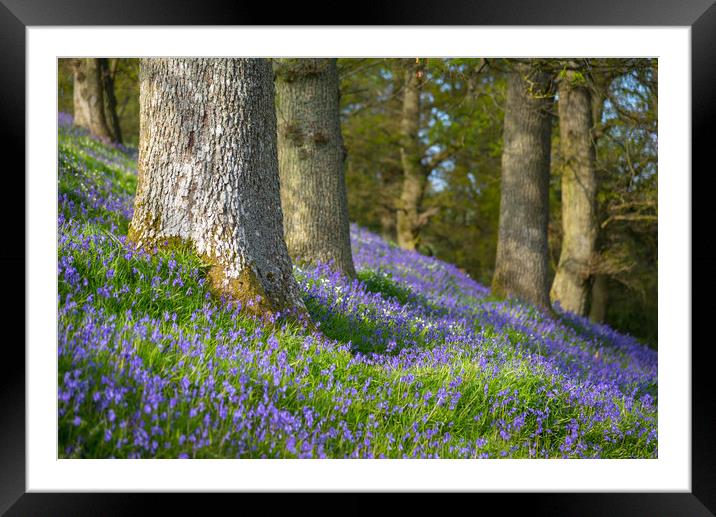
{"left": 56, "top": 56, "right": 659, "bottom": 460}
{"left": 1, "top": 1, "right": 709, "bottom": 509}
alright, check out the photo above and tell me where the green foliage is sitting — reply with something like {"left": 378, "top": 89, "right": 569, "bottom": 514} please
{"left": 591, "top": 60, "right": 658, "bottom": 348}
{"left": 421, "top": 62, "right": 506, "bottom": 285}
{"left": 339, "top": 58, "right": 404, "bottom": 238}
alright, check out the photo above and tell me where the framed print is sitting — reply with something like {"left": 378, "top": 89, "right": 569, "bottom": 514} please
{"left": 3, "top": 0, "right": 714, "bottom": 514}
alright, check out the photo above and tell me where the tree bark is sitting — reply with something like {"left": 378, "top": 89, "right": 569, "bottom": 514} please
{"left": 379, "top": 208, "right": 396, "bottom": 243}
{"left": 71, "top": 58, "right": 113, "bottom": 141}
{"left": 491, "top": 62, "right": 554, "bottom": 310}
{"left": 99, "top": 58, "right": 123, "bottom": 145}
{"left": 589, "top": 274, "right": 608, "bottom": 322}
{"left": 396, "top": 59, "right": 427, "bottom": 251}
{"left": 588, "top": 71, "right": 611, "bottom": 321}
{"left": 273, "top": 58, "right": 356, "bottom": 278}
{"left": 550, "top": 67, "right": 598, "bottom": 315}
{"left": 590, "top": 71, "right": 610, "bottom": 138}
{"left": 128, "top": 58, "right": 307, "bottom": 318}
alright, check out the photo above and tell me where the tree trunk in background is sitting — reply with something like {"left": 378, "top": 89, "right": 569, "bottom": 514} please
{"left": 71, "top": 58, "right": 113, "bottom": 141}
{"left": 99, "top": 58, "right": 123, "bottom": 145}
{"left": 588, "top": 71, "right": 611, "bottom": 323}
{"left": 651, "top": 63, "right": 658, "bottom": 116}
{"left": 491, "top": 62, "right": 554, "bottom": 310}
{"left": 550, "top": 68, "right": 597, "bottom": 315}
{"left": 589, "top": 274, "right": 608, "bottom": 322}
{"left": 274, "top": 58, "right": 356, "bottom": 278}
{"left": 128, "top": 58, "right": 307, "bottom": 318}
{"left": 590, "top": 71, "right": 610, "bottom": 139}
{"left": 379, "top": 165, "right": 402, "bottom": 243}
{"left": 396, "top": 59, "right": 427, "bottom": 251}
{"left": 380, "top": 209, "right": 396, "bottom": 243}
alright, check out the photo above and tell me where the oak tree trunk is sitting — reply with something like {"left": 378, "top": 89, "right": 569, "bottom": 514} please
{"left": 99, "top": 58, "right": 123, "bottom": 145}
{"left": 274, "top": 58, "right": 356, "bottom": 278}
{"left": 589, "top": 274, "right": 608, "bottom": 322}
{"left": 588, "top": 71, "right": 611, "bottom": 322}
{"left": 71, "top": 58, "right": 113, "bottom": 141}
{"left": 491, "top": 62, "right": 554, "bottom": 310}
{"left": 128, "top": 58, "right": 306, "bottom": 318}
{"left": 550, "top": 68, "right": 598, "bottom": 315}
{"left": 396, "top": 59, "right": 427, "bottom": 251}
{"left": 379, "top": 208, "right": 396, "bottom": 243}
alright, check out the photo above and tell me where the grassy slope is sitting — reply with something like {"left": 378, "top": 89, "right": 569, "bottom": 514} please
{"left": 57, "top": 122, "right": 657, "bottom": 459}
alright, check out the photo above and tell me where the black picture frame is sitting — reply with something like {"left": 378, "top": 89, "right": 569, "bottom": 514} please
{"left": 3, "top": 1, "right": 713, "bottom": 514}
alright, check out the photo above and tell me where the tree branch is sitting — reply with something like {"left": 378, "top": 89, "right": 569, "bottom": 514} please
{"left": 416, "top": 206, "right": 440, "bottom": 227}
{"left": 600, "top": 214, "right": 657, "bottom": 229}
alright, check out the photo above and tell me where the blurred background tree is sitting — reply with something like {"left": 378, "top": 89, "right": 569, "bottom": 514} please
{"left": 59, "top": 58, "right": 140, "bottom": 146}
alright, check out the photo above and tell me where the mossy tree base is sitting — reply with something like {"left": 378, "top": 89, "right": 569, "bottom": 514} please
{"left": 129, "top": 58, "right": 309, "bottom": 322}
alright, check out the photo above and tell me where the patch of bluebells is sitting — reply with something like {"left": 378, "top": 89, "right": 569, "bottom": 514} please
{"left": 59, "top": 111, "right": 138, "bottom": 160}
{"left": 57, "top": 113, "right": 657, "bottom": 459}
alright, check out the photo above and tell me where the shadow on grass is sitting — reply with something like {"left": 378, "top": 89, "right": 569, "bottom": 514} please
{"left": 357, "top": 269, "right": 449, "bottom": 318}
{"left": 304, "top": 296, "right": 388, "bottom": 355}
{"left": 554, "top": 310, "right": 633, "bottom": 351}
{"left": 303, "top": 270, "right": 439, "bottom": 356}
{"left": 357, "top": 270, "right": 414, "bottom": 305}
